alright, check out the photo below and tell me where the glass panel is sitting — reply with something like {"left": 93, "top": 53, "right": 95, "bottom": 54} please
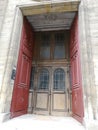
{"left": 30, "top": 67, "right": 35, "bottom": 89}
{"left": 54, "top": 33, "right": 65, "bottom": 59}
{"left": 38, "top": 69, "right": 49, "bottom": 90}
{"left": 40, "top": 34, "right": 50, "bottom": 59}
{"left": 54, "top": 68, "right": 65, "bottom": 91}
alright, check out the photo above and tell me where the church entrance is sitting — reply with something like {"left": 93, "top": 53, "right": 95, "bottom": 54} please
{"left": 29, "top": 31, "right": 71, "bottom": 116}
{"left": 10, "top": 1, "right": 84, "bottom": 122}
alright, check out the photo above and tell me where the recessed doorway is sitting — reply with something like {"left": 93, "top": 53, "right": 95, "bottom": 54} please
{"left": 10, "top": 2, "right": 84, "bottom": 122}
{"left": 29, "top": 31, "right": 71, "bottom": 116}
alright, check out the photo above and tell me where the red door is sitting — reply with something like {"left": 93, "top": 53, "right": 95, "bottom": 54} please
{"left": 10, "top": 17, "right": 34, "bottom": 118}
{"left": 70, "top": 14, "right": 84, "bottom": 122}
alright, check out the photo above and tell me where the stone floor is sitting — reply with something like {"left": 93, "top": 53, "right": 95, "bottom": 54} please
{"left": 85, "top": 119, "right": 98, "bottom": 130}
{"left": 0, "top": 114, "right": 85, "bottom": 130}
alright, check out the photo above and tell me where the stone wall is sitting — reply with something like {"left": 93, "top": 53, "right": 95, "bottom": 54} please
{"left": 89, "top": 1, "right": 98, "bottom": 120}
{"left": 0, "top": 0, "right": 8, "bottom": 91}
{"left": 79, "top": 0, "right": 98, "bottom": 124}
{"left": 0, "top": 0, "right": 8, "bottom": 32}
{"left": 0, "top": 3, "right": 23, "bottom": 113}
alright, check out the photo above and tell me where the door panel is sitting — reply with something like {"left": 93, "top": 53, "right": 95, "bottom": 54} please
{"left": 35, "top": 92, "right": 49, "bottom": 115}
{"left": 36, "top": 93, "right": 49, "bottom": 109}
{"left": 52, "top": 93, "right": 66, "bottom": 110}
{"left": 70, "top": 14, "right": 84, "bottom": 122}
{"left": 11, "top": 17, "right": 34, "bottom": 118}
{"left": 72, "top": 88, "right": 83, "bottom": 116}
{"left": 52, "top": 93, "right": 66, "bottom": 115}
{"left": 34, "top": 68, "right": 50, "bottom": 115}
{"left": 15, "top": 52, "right": 31, "bottom": 111}
{"left": 51, "top": 67, "right": 68, "bottom": 116}
{"left": 71, "top": 51, "right": 80, "bottom": 88}
{"left": 19, "top": 53, "right": 31, "bottom": 85}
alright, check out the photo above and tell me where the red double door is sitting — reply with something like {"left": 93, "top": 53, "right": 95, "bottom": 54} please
{"left": 10, "top": 17, "right": 34, "bottom": 117}
{"left": 11, "top": 14, "right": 84, "bottom": 122}
{"left": 70, "top": 14, "right": 84, "bottom": 122}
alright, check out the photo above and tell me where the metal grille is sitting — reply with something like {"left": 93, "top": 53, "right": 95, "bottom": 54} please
{"left": 54, "top": 68, "right": 65, "bottom": 90}
{"left": 38, "top": 68, "right": 49, "bottom": 90}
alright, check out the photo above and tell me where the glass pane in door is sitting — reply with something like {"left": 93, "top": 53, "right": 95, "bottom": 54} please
{"left": 38, "top": 68, "right": 49, "bottom": 90}
{"left": 53, "top": 68, "right": 65, "bottom": 91}
{"left": 40, "top": 34, "right": 50, "bottom": 59}
{"left": 54, "top": 33, "right": 65, "bottom": 59}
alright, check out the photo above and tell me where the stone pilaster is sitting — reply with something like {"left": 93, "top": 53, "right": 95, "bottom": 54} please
{"left": 79, "top": 0, "right": 98, "bottom": 129}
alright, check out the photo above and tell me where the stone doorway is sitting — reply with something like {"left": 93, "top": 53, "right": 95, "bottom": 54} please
{"left": 10, "top": 1, "right": 84, "bottom": 123}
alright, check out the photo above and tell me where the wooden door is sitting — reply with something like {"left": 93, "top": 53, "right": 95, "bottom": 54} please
{"left": 11, "top": 17, "right": 34, "bottom": 118}
{"left": 51, "top": 67, "right": 68, "bottom": 116}
{"left": 33, "top": 66, "right": 69, "bottom": 116}
{"left": 34, "top": 67, "right": 50, "bottom": 115}
{"left": 70, "top": 14, "right": 84, "bottom": 122}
